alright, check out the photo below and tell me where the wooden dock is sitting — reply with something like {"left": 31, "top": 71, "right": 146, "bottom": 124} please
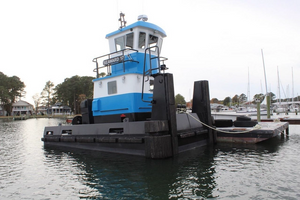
{"left": 216, "top": 122, "right": 289, "bottom": 144}
{"left": 260, "top": 118, "right": 300, "bottom": 125}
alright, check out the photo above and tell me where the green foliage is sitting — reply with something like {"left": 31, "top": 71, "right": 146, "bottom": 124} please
{"left": 54, "top": 75, "right": 94, "bottom": 114}
{"left": 99, "top": 72, "right": 106, "bottom": 78}
{"left": 223, "top": 97, "right": 231, "bottom": 106}
{"left": 268, "top": 92, "right": 276, "bottom": 103}
{"left": 0, "top": 72, "right": 25, "bottom": 115}
{"left": 211, "top": 98, "right": 219, "bottom": 104}
{"left": 175, "top": 94, "right": 186, "bottom": 106}
{"left": 232, "top": 95, "right": 239, "bottom": 104}
{"left": 252, "top": 93, "right": 265, "bottom": 104}
{"left": 239, "top": 93, "right": 247, "bottom": 103}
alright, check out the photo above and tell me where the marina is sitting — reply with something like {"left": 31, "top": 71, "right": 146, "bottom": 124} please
{"left": 41, "top": 14, "right": 293, "bottom": 157}
{"left": 1, "top": 1, "right": 300, "bottom": 199}
{"left": 1, "top": 118, "right": 300, "bottom": 199}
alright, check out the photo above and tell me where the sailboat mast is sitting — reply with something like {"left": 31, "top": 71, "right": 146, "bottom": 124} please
{"left": 261, "top": 49, "right": 271, "bottom": 118}
{"left": 277, "top": 66, "right": 281, "bottom": 104}
{"left": 292, "top": 67, "right": 294, "bottom": 103}
{"left": 261, "top": 49, "right": 268, "bottom": 94}
{"left": 247, "top": 67, "right": 250, "bottom": 102}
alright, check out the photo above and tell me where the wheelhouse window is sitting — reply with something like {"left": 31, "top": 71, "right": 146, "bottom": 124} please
{"left": 107, "top": 81, "right": 117, "bottom": 95}
{"left": 138, "top": 32, "right": 146, "bottom": 49}
{"left": 115, "top": 36, "right": 125, "bottom": 51}
{"left": 115, "top": 33, "right": 134, "bottom": 51}
{"left": 149, "top": 34, "right": 158, "bottom": 51}
{"left": 125, "top": 33, "right": 134, "bottom": 49}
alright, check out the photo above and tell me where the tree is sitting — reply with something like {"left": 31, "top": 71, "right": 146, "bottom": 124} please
{"left": 223, "top": 97, "right": 231, "bottom": 106}
{"left": 175, "top": 94, "right": 186, "bottom": 106}
{"left": 269, "top": 92, "right": 276, "bottom": 103}
{"left": 32, "top": 93, "right": 41, "bottom": 114}
{"left": 54, "top": 75, "right": 94, "bottom": 114}
{"left": 210, "top": 98, "right": 219, "bottom": 104}
{"left": 41, "top": 81, "right": 55, "bottom": 113}
{"left": 0, "top": 72, "right": 26, "bottom": 115}
{"left": 253, "top": 93, "right": 265, "bottom": 104}
{"left": 99, "top": 72, "right": 106, "bottom": 77}
{"left": 232, "top": 94, "right": 239, "bottom": 105}
{"left": 239, "top": 93, "right": 247, "bottom": 104}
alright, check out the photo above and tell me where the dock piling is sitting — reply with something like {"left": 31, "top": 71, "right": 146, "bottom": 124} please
{"left": 192, "top": 81, "right": 215, "bottom": 144}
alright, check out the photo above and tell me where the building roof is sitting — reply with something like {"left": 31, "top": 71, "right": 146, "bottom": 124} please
{"left": 12, "top": 100, "right": 33, "bottom": 107}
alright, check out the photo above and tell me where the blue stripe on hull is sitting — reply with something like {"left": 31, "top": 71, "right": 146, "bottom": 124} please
{"left": 92, "top": 93, "right": 152, "bottom": 116}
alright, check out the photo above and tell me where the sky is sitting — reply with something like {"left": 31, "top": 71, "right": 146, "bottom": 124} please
{"left": 1, "top": 0, "right": 300, "bottom": 105}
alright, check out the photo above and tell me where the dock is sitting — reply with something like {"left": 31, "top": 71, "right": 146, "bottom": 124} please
{"left": 216, "top": 122, "right": 289, "bottom": 143}
{"left": 260, "top": 118, "right": 300, "bottom": 125}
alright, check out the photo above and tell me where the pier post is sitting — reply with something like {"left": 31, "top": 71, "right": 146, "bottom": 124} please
{"left": 146, "top": 73, "right": 178, "bottom": 158}
{"left": 192, "top": 81, "right": 215, "bottom": 144}
{"left": 256, "top": 101, "right": 261, "bottom": 122}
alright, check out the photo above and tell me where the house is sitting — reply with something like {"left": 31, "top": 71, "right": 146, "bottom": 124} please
{"left": 11, "top": 100, "right": 34, "bottom": 116}
{"left": 36, "top": 105, "right": 48, "bottom": 115}
{"left": 50, "top": 102, "right": 71, "bottom": 115}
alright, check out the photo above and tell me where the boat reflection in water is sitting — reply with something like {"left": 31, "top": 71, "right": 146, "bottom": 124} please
{"left": 43, "top": 145, "right": 217, "bottom": 199}
{"left": 42, "top": 133, "right": 287, "bottom": 199}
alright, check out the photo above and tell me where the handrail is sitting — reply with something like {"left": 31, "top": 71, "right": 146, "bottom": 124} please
{"left": 92, "top": 48, "right": 139, "bottom": 78}
{"left": 141, "top": 46, "right": 168, "bottom": 103}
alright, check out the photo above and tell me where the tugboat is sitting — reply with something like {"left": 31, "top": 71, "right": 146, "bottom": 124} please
{"left": 42, "top": 13, "right": 215, "bottom": 158}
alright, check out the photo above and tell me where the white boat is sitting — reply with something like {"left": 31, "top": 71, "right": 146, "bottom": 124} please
{"left": 236, "top": 106, "right": 268, "bottom": 115}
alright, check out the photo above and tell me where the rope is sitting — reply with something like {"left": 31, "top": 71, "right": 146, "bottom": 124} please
{"left": 186, "top": 112, "right": 262, "bottom": 134}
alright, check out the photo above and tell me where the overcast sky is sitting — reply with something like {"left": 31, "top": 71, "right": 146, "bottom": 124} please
{"left": 1, "top": 0, "right": 300, "bottom": 105}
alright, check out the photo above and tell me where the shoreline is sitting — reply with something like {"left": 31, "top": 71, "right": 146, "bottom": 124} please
{"left": 0, "top": 115, "right": 75, "bottom": 120}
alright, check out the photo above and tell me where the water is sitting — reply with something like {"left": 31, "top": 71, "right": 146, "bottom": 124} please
{"left": 1, "top": 118, "right": 300, "bottom": 199}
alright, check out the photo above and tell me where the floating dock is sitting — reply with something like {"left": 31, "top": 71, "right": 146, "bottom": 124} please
{"left": 260, "top": 118, "right": 300, "bottom": 125}
{"left": 216, "top": 122, "right": 289, "bottom": 143}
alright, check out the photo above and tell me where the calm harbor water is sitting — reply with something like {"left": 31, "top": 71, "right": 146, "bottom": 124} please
{"left": 1, "top": 118, "right": 300, "bottom": 199}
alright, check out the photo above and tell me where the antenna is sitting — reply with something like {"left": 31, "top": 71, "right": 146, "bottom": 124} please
{"left": 119, "top": 12, "right": 126, "bottom": 29}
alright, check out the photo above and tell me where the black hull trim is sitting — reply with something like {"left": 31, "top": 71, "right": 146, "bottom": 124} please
{"left": 43, "top": 138, "right": 209, "bottom": 157}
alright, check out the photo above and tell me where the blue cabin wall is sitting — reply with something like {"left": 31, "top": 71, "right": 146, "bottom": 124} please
{"left": 92, "top": 51, "right": 159, "bottom": 119}
{"left": 111, "top": 52, "right": 160, "bottom": 75}
{"left": 92, "top": 93, "right": 152, "bottom": 116}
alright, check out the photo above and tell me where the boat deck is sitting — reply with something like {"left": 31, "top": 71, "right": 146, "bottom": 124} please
{"left": 216, "top": 122, "right": 289, "bottom": 143}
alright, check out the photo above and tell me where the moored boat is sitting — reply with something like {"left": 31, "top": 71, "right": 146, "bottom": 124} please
{"left": 41, "top": 13, "right": 215, "bottom": 159}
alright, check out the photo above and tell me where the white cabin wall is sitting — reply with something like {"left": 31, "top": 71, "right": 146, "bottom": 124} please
{"left": 93, "top": 74, "right": 152, "bottom": 99}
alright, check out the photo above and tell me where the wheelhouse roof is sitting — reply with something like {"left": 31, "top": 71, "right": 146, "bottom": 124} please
{"left": 105, "top": 21, "right": 167, "bottom": 38}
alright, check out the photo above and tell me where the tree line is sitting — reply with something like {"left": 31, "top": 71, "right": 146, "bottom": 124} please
{"left": 0, "top": 72, "right": 26, "bottom": 115}
{"left": 1, "top": 70, "right": 298, "bottom": 115}
{"left": 212, "top": 92, "right": 277, "bottom": 107}
{"left": 33, "top": 75, "right": 94, "bottom": 114}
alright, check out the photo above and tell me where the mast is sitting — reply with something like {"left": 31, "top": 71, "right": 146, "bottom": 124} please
{"left": 261, "top": 49, "right": 271, "bottom": 118}
{"left": 247, "top": 67, "right": 250, "bottom": 103}
{"left": 277, "top": 66, "right": 281, "bottom": 104}
{"left": 292, "top": 67, "right": 294, "bottom": 104}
